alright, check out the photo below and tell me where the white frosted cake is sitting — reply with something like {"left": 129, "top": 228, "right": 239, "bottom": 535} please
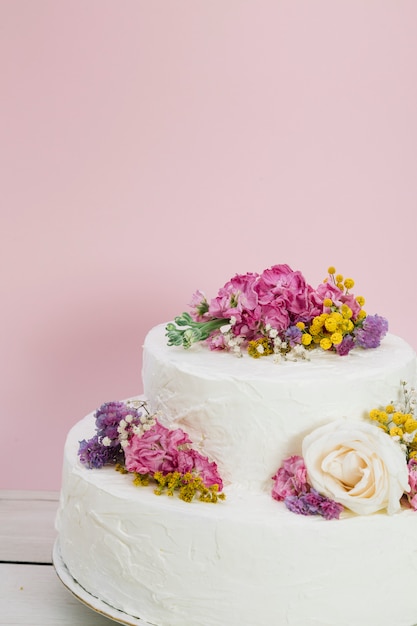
{"left": 56, "top": 266, "right": 417, "bottom": 626}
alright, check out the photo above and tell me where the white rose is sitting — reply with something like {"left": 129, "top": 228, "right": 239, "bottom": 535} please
{"left": 302, "top": 420, "right": 409, "bottom": 515}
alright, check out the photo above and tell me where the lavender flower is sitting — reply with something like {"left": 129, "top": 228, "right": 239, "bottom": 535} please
{"left": 284, "top": 325, "right": 302, "bottom": 347}
{"left": 95, "top": 401, "right": 141, "bottom": 445}
{"left": 354, "top": 314, "right": 388, "bottom": 349}
{"left": 285, "top": 489, "right": 343, "bottom": 520}
{"left": 335, "top": 334, "right": 355, "bottom": 356}
{"left": 78, "top": 435, "right": 121, "bottom": 469}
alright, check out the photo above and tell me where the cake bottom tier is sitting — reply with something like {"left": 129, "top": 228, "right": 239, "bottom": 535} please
{"left": 56, "top": 416, "right": 417, "bottom": 626}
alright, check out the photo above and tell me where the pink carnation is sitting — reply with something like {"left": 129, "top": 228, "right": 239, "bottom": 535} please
{"left": 189, "top": 449, "right": 224, "bottom": 489}
{"left": 256, "top": 265, "right": 317, "bottom": 326}
{"left": 209, "top": 272, "right": 259, "bottom": 320}
{"left": 271, "top": 455, "right": 308, "bottom": 501}
{"left": 407, "top": 458, "right": 417, "bottom": 510}
{"left": 124, "top": 422, "right": 191, "bottom": 475}
{"left": 175, "top": 448, "right": 223, "bottom": 489}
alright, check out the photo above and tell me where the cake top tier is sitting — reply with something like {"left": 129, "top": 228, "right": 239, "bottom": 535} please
{"left": 166, "top": 264, "right": 388, "bottom": 360}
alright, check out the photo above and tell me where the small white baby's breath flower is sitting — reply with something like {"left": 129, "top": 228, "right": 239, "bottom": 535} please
{"left": 403, "top": 432, "right": 417, "bottom": 443}
{"left": 230, "top": 316, "right": 237, "bottom": 326}
{"left": 125, "top": 414, "right": 133, "bottom": 423}
{"left": 268, "top": 328, "right": 278, "bottom": 338}
{"left": 119, "top": 419, "right": 126, "bottom": 430}
{"left": 256, "top": 344, "right": 265, "bottom": 354}
{"left": 220, "top": 324, "right": 232, "bottom": 334}
{"left": 102, "top": 436, "right": 112, "bottom": 447}
{"left": 120, "top": 439, "right": 129, "bottom": 449}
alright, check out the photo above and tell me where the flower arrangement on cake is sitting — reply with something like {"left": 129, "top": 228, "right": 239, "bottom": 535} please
{"left": 166, "top": 265, "right": 388, "bottom": 359}
{"left": 78, "top": 400, "right": 225, "bottom": 503}
{"left": 272, "top": 383, "right": 417, "bottom": 519}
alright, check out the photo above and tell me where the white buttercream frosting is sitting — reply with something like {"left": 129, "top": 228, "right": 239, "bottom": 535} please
{"left": 143, "top": 326, "right": 417, "bottom": 490}
{"left": 57, "top": 412, "right": 417, "bottom": 626}
{"left": 56, "top": 327, "right": 417, "bottom": 626}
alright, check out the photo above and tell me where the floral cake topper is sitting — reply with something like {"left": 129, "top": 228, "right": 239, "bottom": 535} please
{"left": 273, "top": 383, "right": 417, "bottom": 519}
{"left": 78, "top": 400, "right": 225, "bottom": 503}
{"left": 166, "top": 265, "right": 388, "bottom": 359}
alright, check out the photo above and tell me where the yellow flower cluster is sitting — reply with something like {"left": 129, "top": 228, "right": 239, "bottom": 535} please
{"left": 130, "top": 470, "right": 226, "bottom": 503}
{"left": 296, "top": 266, "right": 367, "bottom": 352}
{"left": 368, "top": 384, "right": 417, "bottom": 459}
{"left": 298, "top": 308, "right": 355, "bottom": 351}
{"left": 327, "top": 266, "right": 356, "bottom": 293}
{"left": 247, "top": 337, "right": 274, "bottom": 358}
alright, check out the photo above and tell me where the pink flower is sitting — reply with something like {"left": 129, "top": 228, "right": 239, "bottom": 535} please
{"left": 271, "top": 455, "right": 308, "bottom": 501}
{"left": 311, "top": 281, "right": 343, "bottom": 309}
{"left": 176, "top": 448, "right": 223, "bottom": 489}
{"left": 407, "top": 458, "right": 417, "bottom": 510}
{"left": 260, "top": 298, "right": 290, "bottom": 332}
{"left": 189, "top": 449, "right": 224, "bottom": 489}
{"left": 124, "top": 422, "right": 191, "bottom": 475}
{"left": 209, "top": 272, "right": 259, "bottom": 320}
{"left": 256, "top": 265, "right": 316, "bottom": 326}
{"left": 188, "top": 290, "right": 209, "bottom": 321}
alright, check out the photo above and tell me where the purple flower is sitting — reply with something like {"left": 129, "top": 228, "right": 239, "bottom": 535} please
{"left": 354, "top": 314, "right": 388, "bottom": 349}
{"left": 335, "top": 334, "right": 356, "bottom": 356}
{"left": 95, "top": 401, "right": 141, "bottom": 446}
{"left": 285, "top": 325, "right": 302, "bottom": 347}
{"left": 78, "top": 436, "right": 121, "bottom": 469}
{"left": 285, "top": 489, "right": 343, "bottom": 520}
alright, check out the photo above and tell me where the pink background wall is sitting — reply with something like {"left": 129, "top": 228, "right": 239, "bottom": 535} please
{"left": 2, "top": 1, "right": 417, "bottom": 491}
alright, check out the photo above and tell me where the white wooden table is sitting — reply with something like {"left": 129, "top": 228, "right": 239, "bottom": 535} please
{"left": 0, "top": 490, "right": 115, "bottom": 625}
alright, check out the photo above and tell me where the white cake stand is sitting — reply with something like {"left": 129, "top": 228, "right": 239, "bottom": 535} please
{"left": 52, "top": 538, "right": 153, "bottom": 626}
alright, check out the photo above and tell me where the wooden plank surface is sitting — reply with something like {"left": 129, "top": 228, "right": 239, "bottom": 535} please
{"left": 0, "top": 490, "right": 59, "bottom": 563}
{"left": 0, "top": 490, "right": 118, "bottom": 625}
{"left": 1, "top": 563, "right": 115, "bottom": 625}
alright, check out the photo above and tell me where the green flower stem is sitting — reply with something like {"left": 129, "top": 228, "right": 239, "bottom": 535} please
{"left": 166, "top": 312, "right": 227, "bottom": 349}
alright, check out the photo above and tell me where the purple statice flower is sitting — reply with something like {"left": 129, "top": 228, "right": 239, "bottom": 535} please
{"left": 78, "top": 435, "right": 121, "bottom": 469}
{"left": 285, "top": 489, "right": 343, "bottom": 520}
{"left": 285, "top": 325, "right": 303, "bottom": 347}
{"left": 95, "top": 401, "right": 140, "bottom": 446}
{"left": 354, "top": 314, "right": 388, "bottom": 349}
{"left": 335, "top": 334, "right": 356, "bottom": 356}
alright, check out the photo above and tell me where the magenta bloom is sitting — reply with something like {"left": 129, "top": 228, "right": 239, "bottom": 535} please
{"left": 407, "top": 459, "right": 417, "bottom": 510}
{"left": 256, "top": 265, "right": 315, "bottom": 322}
{"left": 260, "top": 298, "right": 290, "bottom": 332}
{"left": 271, "top": 455, "right": 308, "bottom": 500}
{"left": 124, "top": 422, "right": 223, "bottom": 489}
{"left": 272, "top": 455, "right": 343, "bottom": 520}
{"left": 188, "top": 449, "right": 224, "bottom": 489}
{"left": 209, "top": 272, "right": 259, "bottom": 320}
{"left": 124, "top": 422, "right": 191, "bottom": 475}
